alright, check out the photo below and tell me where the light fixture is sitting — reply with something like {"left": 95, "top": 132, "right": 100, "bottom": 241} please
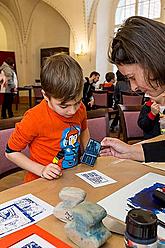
{"left": 75, "top": 44, "right": 87, "bottom": 57}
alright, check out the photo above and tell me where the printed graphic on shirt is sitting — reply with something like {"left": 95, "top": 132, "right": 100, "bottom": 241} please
{"left": 60, "top": 125, "right": 81, "bottom": 169}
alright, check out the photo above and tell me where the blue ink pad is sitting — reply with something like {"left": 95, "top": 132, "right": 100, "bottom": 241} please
{"left": 127, "top": 182, "right": 165, "bottom": 215}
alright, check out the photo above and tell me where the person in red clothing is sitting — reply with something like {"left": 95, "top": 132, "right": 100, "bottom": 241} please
{"left": 5, "top": 54, "right": 90, "bottom": 182}
{"left": 102, "top": 72, "right": 115, "bottom": 91}
{"left": 138, "top": 92, "right": 165, "bottom": 139}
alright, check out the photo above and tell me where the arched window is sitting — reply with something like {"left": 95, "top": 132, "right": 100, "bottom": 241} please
{"left": 113, "top": 0, "right": 161, "bottom": 72}
{"left": 115, "top": 0, "right": 161, "bottom": 26}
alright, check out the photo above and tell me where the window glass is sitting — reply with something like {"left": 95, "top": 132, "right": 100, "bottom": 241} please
{"left": 115, "top": 0, "right": 160, "bottom": 26}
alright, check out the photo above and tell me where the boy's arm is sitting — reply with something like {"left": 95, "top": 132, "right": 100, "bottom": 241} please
{"left": 5, "top": 151, "right": 62, "bottom": 180}
{"left": 5, "top": 151, "right": 44, "bottom": 176}
{"left": 80, "top": 127, "right": 90, "bottom": 151}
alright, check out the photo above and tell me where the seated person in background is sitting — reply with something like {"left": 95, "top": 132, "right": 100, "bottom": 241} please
{"left": 113, "top": 70, "right": 132, "bottom": 107}
{"left": 102, "top": 72, "right": 115, "bottom": 91}
{"left": 6, "top": 54, "right": 90, "bottom": 182}
{"left": 138, "top": 92, "right": 165, "bottom": 139}
{"left": 110, "top": 70, "right": 131, "bottom": 132}
{"left": 82, "top": 71, "right": 100, "bottom": 110}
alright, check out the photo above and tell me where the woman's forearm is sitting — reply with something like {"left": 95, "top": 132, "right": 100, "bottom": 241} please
{"left": 128, "top": 144, "right": 145, "bottom": 161}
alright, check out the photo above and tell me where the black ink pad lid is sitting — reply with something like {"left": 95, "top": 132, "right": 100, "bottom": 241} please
{"left": 125, "top": 209, "right": 157, "bottom": 245}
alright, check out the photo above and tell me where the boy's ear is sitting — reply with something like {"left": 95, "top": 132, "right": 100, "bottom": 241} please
{"left": 41, "top": 89, "right": 49, "bottom": 101}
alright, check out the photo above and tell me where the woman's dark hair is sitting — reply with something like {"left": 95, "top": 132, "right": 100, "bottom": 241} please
{"left": 116, "top": 70, "right": 126, "bottom": 82}
{"left": 109, "top": 16, "right": 165, "bottom": 88}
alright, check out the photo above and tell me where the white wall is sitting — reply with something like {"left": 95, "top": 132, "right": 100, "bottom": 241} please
{"left": 26, "top": 1, "right": 70, "bottom": 84}
{"left": 96, "top": 0, "right": 117, "bottom": 85}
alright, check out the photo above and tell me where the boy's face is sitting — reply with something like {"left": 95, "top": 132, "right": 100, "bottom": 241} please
{"left": 45, "top": 95, "right": 82, "bottom": 118}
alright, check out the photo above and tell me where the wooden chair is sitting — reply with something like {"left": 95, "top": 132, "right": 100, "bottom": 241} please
{"left": 87, "top": 108, "right": 109, "bottom": 142}
{"left": 92, "top": 91, "right": 118, "bottom": 127}
{"left": 0, "top": 128, "right": 29, "bottom": 179}
{"left": 93, "top": 91, "right": 108, "bottom": 108}
{"left": 118, "top": 104, "right": 144, "bottom": 143}
{"left": 32, "top": 85, "right": 43, "bottom": 105}
{"left": 0, "top": 116, "right": 23, "bottom": 130}
{"left": 121, "top": 91, "right": 144, "bottom": 106}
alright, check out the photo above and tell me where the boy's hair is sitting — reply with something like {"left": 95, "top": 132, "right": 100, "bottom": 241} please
{"left": 105, "top": 72, "right": 115, "bottom": 82}
{"left": 109, "top": 16, "right": 165, "bottom": 88}
{"left": 89, "top": 71, "right": 100, "bottom": 78}
{"left": 41, "top": 54, "right": 83, "bottom": 103}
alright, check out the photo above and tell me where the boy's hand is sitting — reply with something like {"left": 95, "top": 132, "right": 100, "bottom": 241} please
{"left": 41, "top": 163, "right": 62, "bottom": 180}
{"left": 151, "top": 101, "right": 160, "bottom": 115}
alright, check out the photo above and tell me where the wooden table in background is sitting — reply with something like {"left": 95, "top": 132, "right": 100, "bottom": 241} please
{"left": 0, "top": 156, "right": 164, "bottom": 247}
{"left": 16, "top": 86, "right": 32, "bottom": 109}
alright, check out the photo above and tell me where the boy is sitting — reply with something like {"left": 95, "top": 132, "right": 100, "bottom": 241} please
{"left": 138, "top": 92, "right": 165, "bottom": 139}
{"left": 102, "top": 72, "right": 115, "bottom": 91}
{"left": 6, "top": 54, "right": 90, "bottom": 182}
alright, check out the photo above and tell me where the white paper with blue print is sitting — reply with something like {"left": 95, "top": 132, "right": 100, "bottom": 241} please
{"left": 76, "top": 170, "right": 117, "bottom": 188}
{"left": 97, "top": 173, "right": 165, "bottom": 239}
{"left": 9, "top": 234, "right": 56, "bottom": 248}
{"left": 0, "top": 194, "right": 54, "bottom": 238}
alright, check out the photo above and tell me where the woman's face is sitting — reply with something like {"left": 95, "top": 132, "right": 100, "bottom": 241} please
{"left": 118, "top": 64, "right": 165, "bottom": 97}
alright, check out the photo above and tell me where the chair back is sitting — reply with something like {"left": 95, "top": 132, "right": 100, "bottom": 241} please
{"left": 118, "top": 104, "right": 144, "bottom": 143}
{"left": 93, "top": 91, "right": 108, "bottom": 108}
{"left": 87, "top": 109, "right": 109, "bottom": 142}
{"left": 0, "top": 128, "right": 29, "bottom": 178}
{"left": 32, "top": 85, "right": 43, "bottom": 105}
{"left": 121, "top": 92, "right": 144, "bottom": 106}
{"left": 0, "top": 116, "right": 23, "bottom": 130}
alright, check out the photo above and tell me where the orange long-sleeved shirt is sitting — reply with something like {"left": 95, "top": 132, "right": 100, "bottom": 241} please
{"left": 8, "top": 100, "right": 87, "bottom": 182}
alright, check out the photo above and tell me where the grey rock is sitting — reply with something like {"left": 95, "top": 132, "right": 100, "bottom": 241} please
{"left": 54, "top": 187, "right": 86, "bottom": 223}
{"left": 65, "top": 201, "right": 111, "bottom": 248}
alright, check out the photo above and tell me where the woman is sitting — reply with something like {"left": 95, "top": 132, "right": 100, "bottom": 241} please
{"left": 100, "top": 16, "right": 165, "bottom": 162}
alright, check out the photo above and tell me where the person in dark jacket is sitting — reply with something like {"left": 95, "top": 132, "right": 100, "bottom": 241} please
{"left": 82, "top": 71, "right": 100, "bottom": 110}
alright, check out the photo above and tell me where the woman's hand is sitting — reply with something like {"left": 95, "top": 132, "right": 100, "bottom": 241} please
{"left": 100, "top": 137, "right": 144, "bottom": 161}
{"left": 100, "top": 137, "right": 131, "bottom": 158}
{"left": 41, "top": 163, "right": 62, "bottom": 180}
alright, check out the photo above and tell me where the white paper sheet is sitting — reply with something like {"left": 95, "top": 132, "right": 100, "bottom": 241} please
{"left": 0, "top": 194, "right": 54, "bottom": 238}
{"left": 9, "top": 234, "right": 56, "bottom": 248}
{"left": 97, "top": 173, "right": 165, "bottom": 238}
{"left": 76, "top": 170, "right": 117, "bottom": 188}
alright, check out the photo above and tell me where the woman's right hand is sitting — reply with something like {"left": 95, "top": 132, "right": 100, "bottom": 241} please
{"left": 100, "top": 137, "right": 131, "bottom": 158}
{"left": 41, "top": 163, "right": 62, "bottom": 180}
{"left": 100, "top": 137, "right": 144, "bottom": 161}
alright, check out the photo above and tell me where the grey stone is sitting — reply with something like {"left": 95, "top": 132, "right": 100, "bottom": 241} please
{"left": 53, "top": 187, "right": 86, "bottom": 223}
{"left": 65, "top": 201, "right": 111, "bottom": 248}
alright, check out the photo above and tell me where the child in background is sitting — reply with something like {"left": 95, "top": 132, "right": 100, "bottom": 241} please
{"left": 138, "top": 92, "right": 165, "bottom": 139}
{"left": 6, "top": 54, "right": 90, "bottom": 182}
{"left": 102, "top": 72, "right": 115, "bottom": 91}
